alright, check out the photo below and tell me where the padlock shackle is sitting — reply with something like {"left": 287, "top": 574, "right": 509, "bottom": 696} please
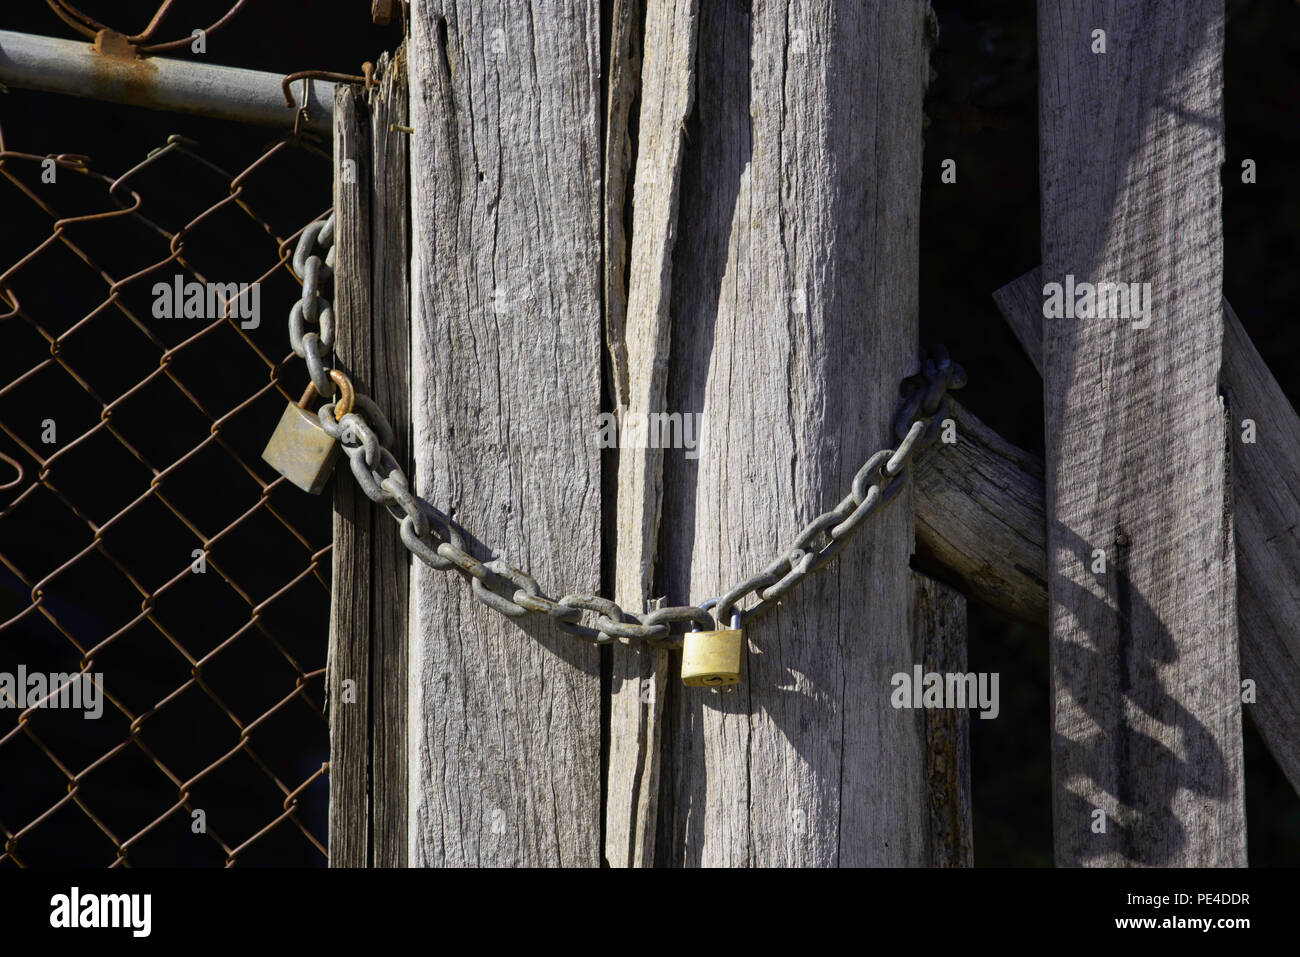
{"left": 695, "top": 597, "right": 740, "bottom": 632}
{"left": 297, "top": 369, "right": 356, "bottom": 421}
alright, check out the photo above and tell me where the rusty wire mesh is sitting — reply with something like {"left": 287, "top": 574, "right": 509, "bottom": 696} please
{"left": 41, "top": 0, "right": 251, "bottom": 54}
{"left": 0, "top": 103, "right": 337, "bottom": 866}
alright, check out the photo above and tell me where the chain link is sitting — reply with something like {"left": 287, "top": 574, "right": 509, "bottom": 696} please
{"left": 289, "top": 214, "right": 966, "bottom": 649}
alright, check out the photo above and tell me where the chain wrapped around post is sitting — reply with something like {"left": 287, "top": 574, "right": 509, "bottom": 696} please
{"left": 286, "top": 213, "right": 966, "bottom": 650}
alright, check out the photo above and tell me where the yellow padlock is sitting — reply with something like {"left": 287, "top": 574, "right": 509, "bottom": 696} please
{"left": 681, "top": 608, "right": 744, "bottom": 687}
{"left": 262, "top": 371, "right": 355, "bottom": 494}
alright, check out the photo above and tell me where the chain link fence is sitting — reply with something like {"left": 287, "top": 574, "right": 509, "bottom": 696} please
{"left": 0, "top": 94, "right": 335, "bottom": 866}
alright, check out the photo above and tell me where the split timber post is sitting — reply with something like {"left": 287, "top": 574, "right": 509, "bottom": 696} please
{"left": 395, "top": 0, "right": 970, "bottom": 867}
{"left": 612, "top": 0, "right": 962, "bottom": 866}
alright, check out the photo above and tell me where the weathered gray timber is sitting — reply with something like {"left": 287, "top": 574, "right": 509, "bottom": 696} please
{"left": 913, "top": 571, "right": 973, "bottom": 867}
{"left": 367, "top": 52, "right": 412, "bottom": 868}
{"left": 652, "top": 0, "right": 933, "bottom": 866}
{"left": 913, "top": 399, "right": 1047, "bottom": 627}
{"left": 996, "top": 268, "right": 1300, "bottom": 800}
{"left": 607, "top": 0, "right": 699, "bottom": 869}
{"left": 328, "top": 84, "right": 372, "bottom": 868}
{"left": 603, "top": 0, "right": 643, "bottom": 412}
{"left": 407, "top": 2, "right": 603, "bottom": 866}
{"left": 1223, "top": 304, "right": 1300, "bottom": 800}
{"left": 1036, "top": 1, "right": 1245, "bottom": 866}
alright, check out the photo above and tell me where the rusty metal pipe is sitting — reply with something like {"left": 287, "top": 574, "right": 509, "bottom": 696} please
{"left": 0, "top": 30, "right": 335, "bottom": 134}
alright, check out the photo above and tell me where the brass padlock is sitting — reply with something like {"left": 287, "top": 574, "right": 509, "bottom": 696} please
{"left": 681, "top": 607, "right": 744, "bottom": 687}
{"left": 262, "top": 370, "right": 354, "bottom": 494}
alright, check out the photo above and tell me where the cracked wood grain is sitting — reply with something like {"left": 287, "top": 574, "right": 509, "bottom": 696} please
{"left": 914, "top": 570, "right": 973, "bottom": 867}
{"left": 407, "top": 0, "right": 602, "bottom": 866}
{"left": 653, "top": 0, "right": 933, "bottom": 866}
{"left": 912, "top": 398, "right": 1047, "bottom": 627}
{"left": 606, "top": 0, "right": 699, "bottom": 870}
{"left": 603, "top": 0, "right": 642, "bottom": 414}
{"left": 329, "top": 83, "right": 371, "bottom": 868}
{"left": 366, "top": 50, "right": 411, "bottom": 868}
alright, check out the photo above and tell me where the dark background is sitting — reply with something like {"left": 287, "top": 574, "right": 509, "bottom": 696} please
{"left": 1, "top": 0, "right": 1296, "bottom": 866}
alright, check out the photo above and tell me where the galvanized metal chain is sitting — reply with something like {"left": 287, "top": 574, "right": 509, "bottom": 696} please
{"left": 288, "top": 214, "right": 966, "bottom": 648}
{"left": 713, "top": 350, "right": 967, "bottom": 629}
{"left": 289, "top": 217, "right": 337, "bottom": 398}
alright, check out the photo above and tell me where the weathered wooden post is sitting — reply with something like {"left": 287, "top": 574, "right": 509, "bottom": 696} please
{"left": 611, "top": 0, "right": 960, "bottom": 866}
{"left": 1036, "top": 1, "right": 1246, "bottom": 865}
{"left": 406, "top": 1, "right": 604, "bottom": 865}
{"left": 329, "top": 55, "right": 411, "bottom": 868}
{"left": 395, "top": 0, "right": 967, "bottom": 867}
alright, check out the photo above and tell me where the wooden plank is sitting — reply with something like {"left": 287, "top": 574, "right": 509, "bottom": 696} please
{"left": 601, "top": 0, "right": 642, "bottom": 869}
{"left": 912, "top": 571, "right": 973, "bottom": 867}
{"left": 655, "top": 0, "right": 931, "bottom": 866}
{"left": 912, "top": 399, "right": 1047, "bottom": 626}
{"left": 1223, "top": 303, "right": 1300, "bottom": 798}
{"left": 606, "top": 0, "right": 699, "bottom": 870}
{"left": 990, "top": 269, "right": 1046, "bottom": 369}
{"left": 407, "top": 1, "right": 603, "bottom": 866}
{"left": 996, "top": 269, "right": 1300, "bottom": 797}
{"left": 605, "top": 608, "right": 666, "bottom": 869}
{"left": 602, "top": 0, "right": 642, "bottom": 413}
{"left": 1037, "top": 2, "right": 1244, "bottom": 865}
{"left": 367, "top": 49, "right": 410, "bottom": 869}
{"left": 328, "top": 84, "right": 372, "bottom": 868}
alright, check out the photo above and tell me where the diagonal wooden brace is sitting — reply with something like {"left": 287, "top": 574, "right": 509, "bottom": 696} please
{"left": 911, "top": 267, "right": 1300, "bottom": 797}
